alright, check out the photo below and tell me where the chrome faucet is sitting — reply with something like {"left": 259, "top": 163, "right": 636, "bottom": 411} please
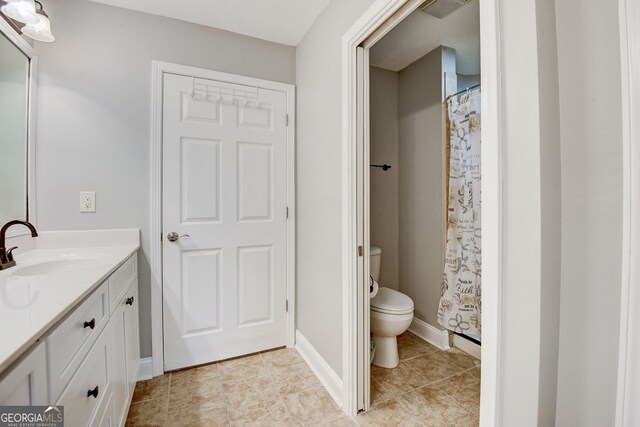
{"left": 0, "top": 220, "right": 38, "bottom": 270}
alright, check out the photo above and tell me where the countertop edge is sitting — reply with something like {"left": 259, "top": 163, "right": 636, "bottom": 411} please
{"left": 0, "top": 244, "right": 140, "bottom": 376}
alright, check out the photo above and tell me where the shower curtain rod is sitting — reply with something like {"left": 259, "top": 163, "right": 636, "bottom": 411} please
{"left": 445, "top": 83, "right": 481, "bottom": 102}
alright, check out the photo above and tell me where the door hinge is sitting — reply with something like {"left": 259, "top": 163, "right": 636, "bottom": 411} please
{"left": 160, "top": 233, "right": 163, "bottom": 242}
{"left": 286, "top": 299, "right": 289, "bottom": 312}
{"left": 285, "top": 114, "right": 289, "bottom": 127}
{"left": 286, "top": 206, "right": 289, "bottom": 219}
{"left": 358, "top": 245, "right": 363, "bottom": 256}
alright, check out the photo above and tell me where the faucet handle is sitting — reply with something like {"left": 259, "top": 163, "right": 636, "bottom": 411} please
{"left": 6, "top": 247, "right": 18, "bottom": 262}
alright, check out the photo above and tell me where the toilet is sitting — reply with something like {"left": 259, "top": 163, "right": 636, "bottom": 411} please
{"left": 370, "top": 246, "right": 414, "bottom": 369}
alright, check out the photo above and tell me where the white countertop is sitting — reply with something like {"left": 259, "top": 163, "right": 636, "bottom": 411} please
{"left": 0, "top": 229, "right": 140, "bottom": 374}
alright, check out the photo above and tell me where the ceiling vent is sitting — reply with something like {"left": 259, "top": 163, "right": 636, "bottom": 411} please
{"left": 419, "top": 0, "right": 472, "bottom": 19}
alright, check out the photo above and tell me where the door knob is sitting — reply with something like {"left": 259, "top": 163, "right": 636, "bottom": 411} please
{"left": 167, "top": 232, "right": 190, "bottom": 242}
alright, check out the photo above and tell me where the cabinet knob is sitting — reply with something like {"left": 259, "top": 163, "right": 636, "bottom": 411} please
{"left": 126, "top": 296, "right": 134, "bottom": 306}
{"left": 83, "top": 318, "right": 96, "bottom": 329}
{"left": 87, "top": 385, "right": 99, "bottom": 398}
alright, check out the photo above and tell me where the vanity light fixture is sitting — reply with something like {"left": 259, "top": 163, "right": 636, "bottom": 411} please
{"left": 21, "top": 1, "right": 54, "bottom": 42}
{"left": 0, "top": 0, "right": 38, "bottom": 25}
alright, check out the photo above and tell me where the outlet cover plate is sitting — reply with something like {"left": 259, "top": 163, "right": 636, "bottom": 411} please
{"left": 80, "top": 191, "right": 96, "bottom": 213}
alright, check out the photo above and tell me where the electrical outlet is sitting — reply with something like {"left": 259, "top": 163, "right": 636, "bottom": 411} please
{"left": 80, "top": 191, "right": 96, "bottom": 213}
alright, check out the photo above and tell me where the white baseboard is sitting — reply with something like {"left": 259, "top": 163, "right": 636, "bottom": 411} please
{"left": 408, "top": 318, "right": 450, "bottom": 350}
{"left": 452, "top": 334, "right": 481, "bottom": 360}
{"left": 137, "top": 357, "right": 154, "bottom": 381}
{"left": 295, "top": 331, "right": 343, "bottom": 408}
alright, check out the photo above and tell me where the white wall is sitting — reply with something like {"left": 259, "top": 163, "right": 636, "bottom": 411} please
{"left": 295, "top": 0, "right": 376, "bottom": 376}
{"left": 370, "top": 66, "right": 399, "bottom": 289}
{"left": 554, "top": 0, "right": 623, "bottom": 424}
{"left": 33, "top": 0, "right": 295, "bottom": 358}
{"left": 397, "top": 47, "right": 454, "bottom": 328}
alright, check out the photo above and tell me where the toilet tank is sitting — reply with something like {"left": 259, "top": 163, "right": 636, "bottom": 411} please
{"left": 370, "top": 247, "right": 382, "bottom": 281}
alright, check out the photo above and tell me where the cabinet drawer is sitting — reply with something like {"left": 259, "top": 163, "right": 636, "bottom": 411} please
{"left": 47, "top": 282, "right": 108, "bottom": 400}
{"left": 89, "top": 385, "right": 114, "bottom": 427}
{"left": 57, "top": 328, "right": 109, "bottom": 427}
{"left": 109, "top": 255, "right": 136, "bottom": 313}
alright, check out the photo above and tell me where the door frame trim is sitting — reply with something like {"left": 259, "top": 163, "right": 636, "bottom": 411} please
{"left": 150, "top": 61, "right": 296, "bottom": 377}
{"left": 341, "top": 0, "right": 503, "bottom": 421}
{"left": 616, "top": 0, "right": 640, "bottom": 424}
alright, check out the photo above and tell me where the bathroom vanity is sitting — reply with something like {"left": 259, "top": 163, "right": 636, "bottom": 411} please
{"left": 0, "top": 16, "right": 140, "bottom": 427}
{"left": 0, "top": 229, "right": 140, "bottom": 427}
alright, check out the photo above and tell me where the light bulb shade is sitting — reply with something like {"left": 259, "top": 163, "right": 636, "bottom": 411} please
{"left": 21, "top": 9, "right": 54, "bottom": 42}
{"left": 1, "top": 0, "right": 38, "bottom": 25}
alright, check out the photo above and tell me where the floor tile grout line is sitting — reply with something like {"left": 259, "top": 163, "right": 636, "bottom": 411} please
{"left": 218, "top": 361, "right": 231, "bottom": 427}
{"left": 222, "top": 355, "right": 274, "bottom": 425}
{"left": 433, "top": 382, "right": 480, "bottom": 419}
{"left": 360, "top": 393, "right": 427, "bottom": 427}
{"left": 130, "top": 344, "right": 478, "bottom": 426}
{"left": 261, "top": 349, "right": 346, "bottom": 426}
{"left": 163, "top": 373, "right": 172, "bottom": 427}
{"left": 378, "top": 385, "right": 471, "bottom": 426}
{"left": 395, "top": 396, "right": 429, "bottom": 427}
{"left": 369, "top": 364, "right": 479, "bottom": 410}
{"left": 432, "top": 372, "right": 480, "bottom": 412}
{"left": 402, "top": 354, "right": 474, "bottom": 381}
{"left": 371, "top": 359, "right": 465, "bottom": 406}
{"left": 259, "top": 351, "right": 295, "bottom": 425}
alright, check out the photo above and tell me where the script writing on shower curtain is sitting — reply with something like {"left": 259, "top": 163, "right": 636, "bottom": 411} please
{"left": 437, "top": 89, "right": 482, "bottom": 340}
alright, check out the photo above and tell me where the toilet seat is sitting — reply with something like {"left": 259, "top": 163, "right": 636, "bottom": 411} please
{"left": 371, "top": 287, "right": 414, "bottom": 315}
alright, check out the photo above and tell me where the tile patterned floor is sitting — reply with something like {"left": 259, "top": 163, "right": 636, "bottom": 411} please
{"left": 126, "top": 332, "right": 480, "bottom": 426}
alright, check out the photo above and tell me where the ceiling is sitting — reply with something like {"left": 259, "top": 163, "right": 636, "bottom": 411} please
{"left": 370, "top": 0, "right": 480, "bottom": 74}
{"left": 87, "top": 0, "right": 330, "bottom": 46}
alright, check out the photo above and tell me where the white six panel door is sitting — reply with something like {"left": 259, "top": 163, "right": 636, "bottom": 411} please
{"left": 162, "top": 73, "right": 288, "bottom": 371}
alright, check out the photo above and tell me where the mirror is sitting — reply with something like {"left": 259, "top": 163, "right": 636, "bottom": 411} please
{"left": 0, "top": 22, "right": 35, "bottom": 229}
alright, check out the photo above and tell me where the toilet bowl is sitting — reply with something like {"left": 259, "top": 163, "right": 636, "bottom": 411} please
{"left": 370, "top": 247, "right": 414, "bottom": 369}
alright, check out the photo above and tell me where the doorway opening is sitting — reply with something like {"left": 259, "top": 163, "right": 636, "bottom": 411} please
{"left": 342, "top": 0, "right": 502, "bottom": 423}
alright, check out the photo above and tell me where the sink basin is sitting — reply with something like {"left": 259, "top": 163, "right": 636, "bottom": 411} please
{"left": 12, "top": 255, "right": 111, "bottom": 277}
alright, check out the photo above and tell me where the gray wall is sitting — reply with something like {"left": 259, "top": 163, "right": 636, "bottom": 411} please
{"left": 295, "top": 0, "right": 376, "bottom": 375}
{"left": 298, "top": 0, "right": 624, "bottom": 422}
{"left": 370, "top": 66, "right": 399, "bottom": 289}
{"left": 34, "top": 0, "right": 295, "bottom": 358}
{"left": 398, "top": 47, "right": 454, "bottom": 328}
{"left": 554, "top": 0, "right": 623, "bottom": 424}
{"left": 456, "top": 74, "right": 480, "bottom": 92}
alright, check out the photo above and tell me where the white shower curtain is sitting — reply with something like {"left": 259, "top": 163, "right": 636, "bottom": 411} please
{"left": 437, "top": 88, "right": 482, "bottom": 340}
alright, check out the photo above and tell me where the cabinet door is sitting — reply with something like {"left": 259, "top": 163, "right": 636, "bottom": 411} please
{"left": 0, "top": 342, "right": 48, "bottom": 405}
{"left": 124, "top": 283, "right": 139, "bottom": 394}
{"left": 56, "top": 329, "right": 110, "bottom": 427}
{"left": 89, "top": 387, "right": 115, "bottom": 427}
{"left": 109, "top": 302, "right": 128, "bottom": 427}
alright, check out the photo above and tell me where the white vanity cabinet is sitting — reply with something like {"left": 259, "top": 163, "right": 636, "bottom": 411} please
{"left": 0, "top": 343, "right": 48, "bottom": 405}
{"left": 47, "top": 283, "right": 109, "bottom": 400}
{"left": 0, "top": 251, "right": 140, "bottom": 427}
{"left": 56, "top": 327, "right": 111, "bottom": 427}
{"left": 108, "top": 255, "right": 140, "bottom": 427}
